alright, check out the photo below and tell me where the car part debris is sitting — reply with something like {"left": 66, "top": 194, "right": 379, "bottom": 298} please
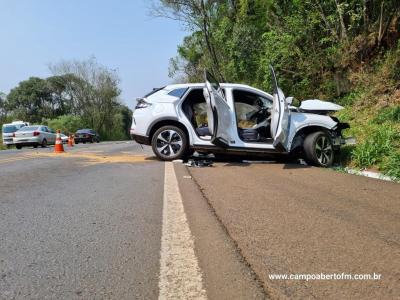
{"left": 185, "top": 159, "right": 213, "bottom": 168}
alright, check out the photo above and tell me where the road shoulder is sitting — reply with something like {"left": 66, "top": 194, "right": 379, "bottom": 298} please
{"left": 174, "top": 162, "right": 268, "bottom": 300}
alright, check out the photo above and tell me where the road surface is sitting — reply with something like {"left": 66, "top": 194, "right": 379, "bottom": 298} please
{"left": 0, "top": 142, "right": 398, "bottom": 299}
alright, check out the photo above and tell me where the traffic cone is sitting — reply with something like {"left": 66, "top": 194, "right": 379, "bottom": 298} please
{"left": 68, "top": 134, "right": 74, "bottom": 147}
{"left": 54, "top": 130, "right": 65, "bottom": 153}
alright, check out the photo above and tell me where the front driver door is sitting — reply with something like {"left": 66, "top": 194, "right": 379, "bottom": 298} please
{"left": 270, "top": 66, "right": 290, "bottom": 151}
{"left": 204, "top": 70, "right": 234, "bottom": 147}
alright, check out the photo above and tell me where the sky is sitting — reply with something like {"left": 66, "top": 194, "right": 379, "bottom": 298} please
{"left": 0, "top": 0, "right": 187, "bottom": 109}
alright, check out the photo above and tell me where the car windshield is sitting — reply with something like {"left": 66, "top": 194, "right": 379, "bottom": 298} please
{"left": 2, "top": 125, "right": 18, "bottom": 133}
{"left": 18, "top": 126, "right": 39, "bottom": 132}
{"left": 77, "top": 129, "right": 90, "bottom": 133}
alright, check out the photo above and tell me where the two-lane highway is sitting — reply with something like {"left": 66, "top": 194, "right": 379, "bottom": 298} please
{"left": 1, "top": 142, "right": 399, "bottom": 299}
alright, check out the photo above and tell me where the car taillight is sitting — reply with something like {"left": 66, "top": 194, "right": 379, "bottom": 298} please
{"left": 33, "top": 131, "right": 40, "bottom": 136}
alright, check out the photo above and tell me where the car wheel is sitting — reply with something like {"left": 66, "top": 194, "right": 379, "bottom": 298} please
{"left": 16, "top": 145, "right": 22, "bottom": 149}
{"left": 303, "top": 131, "right": 334, "bottom": 167}
{"left": 33, "top": 144, "right": 38, "bottom": 148}
{"left": 41, "top": 139, "right": 48, "bottom": 148}
{"left": 151, "top": 125, "right": 188, "bottom": 161}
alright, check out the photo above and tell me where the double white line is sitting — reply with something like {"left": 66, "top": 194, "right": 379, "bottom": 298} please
{"left": 159, "top": 162, "right": 207, "bottom": 300}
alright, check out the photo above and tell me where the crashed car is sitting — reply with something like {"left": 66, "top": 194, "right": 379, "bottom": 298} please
{"left": 131, "top": 66, "right": 349, "bottom": 167}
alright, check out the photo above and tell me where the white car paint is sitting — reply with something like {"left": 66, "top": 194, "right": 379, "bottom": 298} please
{"left": 13, "top": 125, "right": 57, "bottom": 148}
{"left": 131, "top": 68, "right": 348, "bottom": 165}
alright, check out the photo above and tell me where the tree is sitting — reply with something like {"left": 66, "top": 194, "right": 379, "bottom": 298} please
{"left": 0, "top": 92, "right": 7, "bottom": 123}
{"left": 6, "top": 77, "right": 53, "bottom": 123}
{"left": 49, "top": 57, "right": 122, "bottom": 137}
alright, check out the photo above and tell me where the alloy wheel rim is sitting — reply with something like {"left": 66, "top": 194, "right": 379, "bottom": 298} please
{"left": 156, "top": 130, "right": 183, "bottom": 157}
{"left": 315, "top": 136, "right": 333, "bottom": 165}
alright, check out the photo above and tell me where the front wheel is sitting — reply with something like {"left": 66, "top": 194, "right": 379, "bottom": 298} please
{"left": 303, "top": 131, "right": 334, "bottom": 167}
{"left": 16, "top": 145, "right": 22, "bottom": 150}
{"left": 151, "top": 125, "right": 188, "bottom": 161}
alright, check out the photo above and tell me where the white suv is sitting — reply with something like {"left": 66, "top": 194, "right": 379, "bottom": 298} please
{"left": 131, "top": 67, "right": 349, "bottom": 167}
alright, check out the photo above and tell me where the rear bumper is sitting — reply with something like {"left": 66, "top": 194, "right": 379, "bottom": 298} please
{"left": 131, "top": 134, "right": 150, "bottom": 145}
{"left": 13, "top": 137, "right": 40, "bottom": 145}
{"left": 75, "top": 137, "right": 92, "bottom": 143}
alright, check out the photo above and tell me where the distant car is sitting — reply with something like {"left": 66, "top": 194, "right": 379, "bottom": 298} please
{"left": 74, "top": 129, "right": 100, "bottom": 144}
{"left": 60, "top": 134, "right": 69, "bottom": 144}
{"left": 13, "top": 125, "right": 56, "bottom": 149}
{"left": 2, "top": 121, "right": 29, "bottom": 148}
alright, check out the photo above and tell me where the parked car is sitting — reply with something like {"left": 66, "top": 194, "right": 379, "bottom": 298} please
{"left": 130, "top": 66, "right": 350, "bottom": 167}
{"left": 2, "top": 121, "right": 29, "bottom": 148}
{"left": 74, "top": 129, "right": 100, "bottom": 144}
{"left": 60, "top": 133, "right": 69, "bottom": 144}
{"left": 13, "top": 125, "right": 56, "bottom": 149}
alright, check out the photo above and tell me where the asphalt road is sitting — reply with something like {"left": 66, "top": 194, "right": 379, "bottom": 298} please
{"left": 0, "top": 142, "right": 399, "bottom": 299}
{"left": 188, "top": 162, "right": 400, "bottom": 299}
{"left": 0, "top": 142, "right": 164, "bottom": 299}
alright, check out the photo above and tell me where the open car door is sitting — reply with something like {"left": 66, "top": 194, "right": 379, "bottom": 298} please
{"left": 270, "top": 66, "right": 290, "bottom": 151}
{"left": 204, "top": 70, "right": 234, "bottom": 147}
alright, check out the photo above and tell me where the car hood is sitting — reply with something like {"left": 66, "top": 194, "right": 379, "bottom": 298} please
{"left": 299, "top": 99, "right": 343, "bottom": 112}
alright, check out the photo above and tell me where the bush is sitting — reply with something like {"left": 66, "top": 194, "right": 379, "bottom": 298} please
{"left": 380, "top": 151, "right": 400, "bottom": 180}
{"left": 374, "top": 106, "right": 400, "bottom": 124}
{"left": 43, "top": 115, "right": 87, "bottom": 135}
{"left": 351, "top": 125, "right": 399, "bottom": 168}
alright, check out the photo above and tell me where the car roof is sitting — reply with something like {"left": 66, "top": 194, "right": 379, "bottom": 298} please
{"left": 164, "top": 83, "right": 255, "bottom": 90}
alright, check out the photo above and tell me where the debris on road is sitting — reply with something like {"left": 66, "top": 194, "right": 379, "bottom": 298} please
{"left": 185, "top": 159, "right": 213, "bottom": 168}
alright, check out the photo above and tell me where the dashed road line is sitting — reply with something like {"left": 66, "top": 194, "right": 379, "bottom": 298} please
{"left": 159, "top": 162, "right": 207, "bottom": 300}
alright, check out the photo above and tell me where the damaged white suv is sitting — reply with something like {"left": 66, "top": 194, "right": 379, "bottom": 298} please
{"left": 131, "top": 67, "right": 349, "bottom": 167}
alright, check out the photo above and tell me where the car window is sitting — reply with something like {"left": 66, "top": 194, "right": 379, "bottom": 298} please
{"left": 19, "top": 126, "right": 39, "bottom": 132}
{"left": 41, "top": 127, "right": 48, "bottom": 132}
{"left": 233, "top": 90, "right": 272, "bottom": 128}
{"left": 168, "top": 88, "right": 188, "bottom": 98}
{"left": 2, "top": 125, "right": 17, "bottom": 133}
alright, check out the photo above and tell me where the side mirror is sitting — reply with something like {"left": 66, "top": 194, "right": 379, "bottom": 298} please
{"left": 286, "top": 97, "right": 294, "bottom": 105}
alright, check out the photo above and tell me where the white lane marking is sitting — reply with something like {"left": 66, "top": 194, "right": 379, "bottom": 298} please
{"left": 159, "top": 162, "right": 207, "bottom": 300}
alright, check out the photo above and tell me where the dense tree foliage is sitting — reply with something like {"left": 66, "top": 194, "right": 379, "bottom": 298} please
{"left": 158, "top": 0, "right": 400, "bottom": 99}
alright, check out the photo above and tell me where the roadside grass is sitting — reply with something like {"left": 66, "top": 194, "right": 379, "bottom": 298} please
{"left": 336, "top": 103, "right": 400, "bottom": 180}
{"left": 0, "top": 134, "right": 6, "bottom": 150}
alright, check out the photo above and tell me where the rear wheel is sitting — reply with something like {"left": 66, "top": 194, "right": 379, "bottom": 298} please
{"left": 303, "top": 131, "right": 334, "bottom": 167}
{"left": 16, "top": 145, "right": 22, "bottom": 150}
{"left": 151, "top": 125, "right": 188, "bottom": 161}
{"left": 41, "top": 139, "right": 48, "bottom": 148}
{"left": 33, "top": 144, "right": 38, "bottom": 148}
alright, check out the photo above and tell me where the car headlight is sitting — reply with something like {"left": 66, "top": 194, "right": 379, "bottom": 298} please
{"left": 135, "top": 98, "right": 152, "bottom": 109}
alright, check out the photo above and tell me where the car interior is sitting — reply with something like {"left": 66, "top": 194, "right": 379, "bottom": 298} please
{"left": 182, "top": 88, "right": 274, "bottom": 143}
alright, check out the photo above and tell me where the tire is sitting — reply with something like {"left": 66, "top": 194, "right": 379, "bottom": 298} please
{"left": 75, "top": 142, "right": 79, "bottom": 144}
{"left": 41, "top": 139, "right": 47, "bottom": 148}
{"left": 16, "top": 145, "right": 22, "bottom": 149}
{"left": 303, "top": 131, "right": 334, "bottom": 167}
{"left": 151, "top": 125, "right": 188, "bottom": 161}
{"left": 33, "top": 144, "right": 38, "bottom": 148}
